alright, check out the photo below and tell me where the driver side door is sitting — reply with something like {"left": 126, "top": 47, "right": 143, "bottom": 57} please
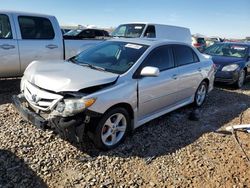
{"left": 137, "top": 45, "right": 180, "bottom": 121}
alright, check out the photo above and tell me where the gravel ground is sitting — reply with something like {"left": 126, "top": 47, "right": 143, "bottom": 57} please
{"left": 0, "top": 78, "right": 249, "bottom": 188}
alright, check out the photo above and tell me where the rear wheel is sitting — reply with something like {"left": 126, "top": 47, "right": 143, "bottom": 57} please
{"left": 235, "top": 70, "right": 245, "bottom": 89}
{"left": 91, "top": 107, "right": 130, "bottom": 150}
{"left": 194, "top": 81, "right": 208, "bottom": 107}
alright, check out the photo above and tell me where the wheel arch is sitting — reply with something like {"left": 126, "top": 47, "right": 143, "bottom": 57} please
{"left": 104, "top": 103, "right": 134, "bottom": 120}
{"left": 202, "top": 78, "right": 210, "bottom": 89}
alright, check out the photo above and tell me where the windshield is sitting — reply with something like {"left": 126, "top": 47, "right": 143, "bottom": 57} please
{"left": 111, "top": 24, "right": 146, "bottom": 38}
{"left": 71, "top": 41, "right": 149, "bottom": 74}
{"left": 64, "top": 29, "right": 82, "bottom": 36}
{"left": 204, "top": 43, "right": 249, "bottom": 58}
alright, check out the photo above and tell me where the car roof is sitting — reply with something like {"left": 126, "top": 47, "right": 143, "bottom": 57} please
{"left": 218, "top": 42, "right": 250, "bottom": 47}
{"left": 0, "top": 10, "right": 54, "bottom": 17}
{"left": 109, "top": 38, "right": 191, "bottom": 46}
{"left": 117, "top": 23, "right": 190, "bottom": 32}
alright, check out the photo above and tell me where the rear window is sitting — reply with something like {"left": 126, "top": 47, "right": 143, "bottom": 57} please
{"left": 18, "top": 16, "right": 55, "bottom": 39}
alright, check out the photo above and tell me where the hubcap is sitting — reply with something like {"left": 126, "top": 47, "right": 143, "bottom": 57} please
{"left": 238, "top": 71, "right": 245, "bottom": 87}
{"left": 101, "top": 113, "right": 127, "bottom": 146}
{"left": 196, "top": 84, "right": 207, "bottom": 106}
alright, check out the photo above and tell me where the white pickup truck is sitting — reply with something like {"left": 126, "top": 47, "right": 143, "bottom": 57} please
{"left": 0, "top": 11, "right": 104, "bottom": 77}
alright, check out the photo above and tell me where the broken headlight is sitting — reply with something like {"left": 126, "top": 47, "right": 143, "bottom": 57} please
{"left": 56, "top": 98, "right": 96, "bottom": 116}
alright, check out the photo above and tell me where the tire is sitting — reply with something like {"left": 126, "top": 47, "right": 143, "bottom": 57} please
{"left": 234, "top": 70, "right": 245, "bottom": 89}
{"left": 91, "top": 107, "right": 130, "bottom": 150}
{"left": 193, "top": 81, "right": 208, "bottom": 107}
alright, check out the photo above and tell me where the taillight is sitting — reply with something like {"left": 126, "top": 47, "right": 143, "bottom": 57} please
{"left": 193, "top": 43, "right": 201, "bottom": 47}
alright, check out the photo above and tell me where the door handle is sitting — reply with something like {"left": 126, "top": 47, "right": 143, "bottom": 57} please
{"left": 172, "top": 74, "right": 178, "bottom": 80}
{"left": 0, "top": 44, "right": 15, "bottom": 50}
{"left": 46, "top": 44, "right": 58, "bottom": 49}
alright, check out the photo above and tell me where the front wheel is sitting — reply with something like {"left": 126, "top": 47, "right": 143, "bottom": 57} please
{"left": 91, "top": 107, "right": 130, "bottom": 150}
{"left": 235, "top": 70, "right": 245, "bottom": 89}
{"left": 194, "top": 81, "right": 208, "bottom": 107}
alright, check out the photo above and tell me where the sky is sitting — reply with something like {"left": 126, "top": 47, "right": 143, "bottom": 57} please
{"left": 1, "top": 0, "right": 249, "bottom": 38}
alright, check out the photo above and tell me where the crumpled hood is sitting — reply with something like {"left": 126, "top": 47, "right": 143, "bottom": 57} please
{"left": 24, "top": 60, "right": 119, "bottom": 92}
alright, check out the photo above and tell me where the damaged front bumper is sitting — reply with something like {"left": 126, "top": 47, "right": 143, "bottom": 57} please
{"left": 12, "top": 94, "right": 101, "bottom": 142}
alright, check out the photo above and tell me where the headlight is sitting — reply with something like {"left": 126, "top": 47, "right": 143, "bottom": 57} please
{"left": 56, "top": 98, "right": 96, "bottom": 116}
{"left": 221, "top": 64, "right": 239, "bottom": 72}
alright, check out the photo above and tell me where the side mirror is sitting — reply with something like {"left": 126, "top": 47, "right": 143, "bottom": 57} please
{"left": 140, "top": 66, "right": 160, "bottom": 77}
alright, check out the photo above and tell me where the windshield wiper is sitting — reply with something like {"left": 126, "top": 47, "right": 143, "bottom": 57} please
{"left": 79, "top": 63, "right": 106, "bottom": 72}
{"left": 91, "top": 65, "right": 106, "bottom": 71}
{"left": 112, "top": 35, "right": 134, "bottom": 38}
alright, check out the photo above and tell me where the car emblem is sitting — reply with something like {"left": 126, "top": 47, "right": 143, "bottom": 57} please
{"left": 31, "top": 94, "right": 40, "bottom": 103}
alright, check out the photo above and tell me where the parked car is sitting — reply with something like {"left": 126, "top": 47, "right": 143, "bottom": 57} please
{"left": 0, "top": 11, "right": 105, "bottom": 77}
{"left": 111, "top": 23, "right": 192, "bottom": 44}
{"left": 192, "top": 36, "right": 206, "bottom": 52}
{"left": 203, "top": 42, "right": 250, "bottom": 88}
{"left": 64, "top": 29, "right": 110, "bottom": 39}
{"left": 12, "top": 38, "right": 214, "bottom": 150}
{"left": 206, "top": 37, "right": 224, "bottom": 47}
{"left": 61, "top": 28, "right": 71, "bottom": 35}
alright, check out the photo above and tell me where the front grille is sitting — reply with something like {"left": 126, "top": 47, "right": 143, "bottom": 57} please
{"left": 23, "top": 81, "right": 63, "bottom": 111}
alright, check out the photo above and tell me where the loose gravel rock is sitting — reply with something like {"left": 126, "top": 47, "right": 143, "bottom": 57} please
{"left": 0, "top": 78, "right": 249, "bottom": 187}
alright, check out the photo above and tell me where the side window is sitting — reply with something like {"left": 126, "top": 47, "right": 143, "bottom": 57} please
{"left": 80, "top": 29, "right": 94, "bottom": 38}
{"left": 173, "top": 45, "right": 199, "bottom": 66}
{"left": 144, "top": 25, "right": 156, "bottom": 38}
{"left": 103, "top": 31, "right": 109, "bottom": 37}
{"left": 0, "top": 14, "right": 12, "bottom": 39}
{"left": 142, "top": 45, "right": 174, "bottom": 71}
{"left": 94, "top": 30, "right": 103, "bottom": 37}
{"left": 18, "top": 16, "right": 55, "bottom": 39}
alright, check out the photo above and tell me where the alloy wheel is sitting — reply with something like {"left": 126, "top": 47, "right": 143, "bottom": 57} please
{"left": 237, "top": 70, "right": 245, "bottom": 88}
{"left": 196, "top": 83, "right": 207, "bottom": 106}
{"left": 101, "top": 113, "right": 127, "bottom": 146}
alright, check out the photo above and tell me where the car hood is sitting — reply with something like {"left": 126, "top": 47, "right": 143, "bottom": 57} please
{"left": 211, "top": 56, "right": 245, "bottom": 66}
{"left": 24, "top": 60, "right": 119, "bottom": 92}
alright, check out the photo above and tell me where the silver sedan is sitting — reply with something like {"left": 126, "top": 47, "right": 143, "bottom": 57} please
{"left": 13, "top": 38, "right": 215, "bottom": 150}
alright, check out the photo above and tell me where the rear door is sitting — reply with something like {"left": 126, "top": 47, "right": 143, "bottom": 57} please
{"left": 138, "top": 45, "right": 180, "bottom": 120}
{"left": 172, "top": 45, "right": 203, "bottom": 100}
{"left": 0, "top": 13, "right": 20, "bottom": 77}
{"left": 14, "top": 15, "right": 63, "bottom": 74}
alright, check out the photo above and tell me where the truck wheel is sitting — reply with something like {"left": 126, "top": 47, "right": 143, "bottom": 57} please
{"left": 235, "top": 70, "right": 245, "bottom": 89}
{"left": 92, "top": 107, "right": 130, "bottom": 150}
{"left": 194, "top": 81, "right": 208, "bottom": 107}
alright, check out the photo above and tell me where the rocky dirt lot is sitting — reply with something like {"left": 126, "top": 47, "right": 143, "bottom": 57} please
{"left": 0, "top": 78, "right": 249, "bottom": 188}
